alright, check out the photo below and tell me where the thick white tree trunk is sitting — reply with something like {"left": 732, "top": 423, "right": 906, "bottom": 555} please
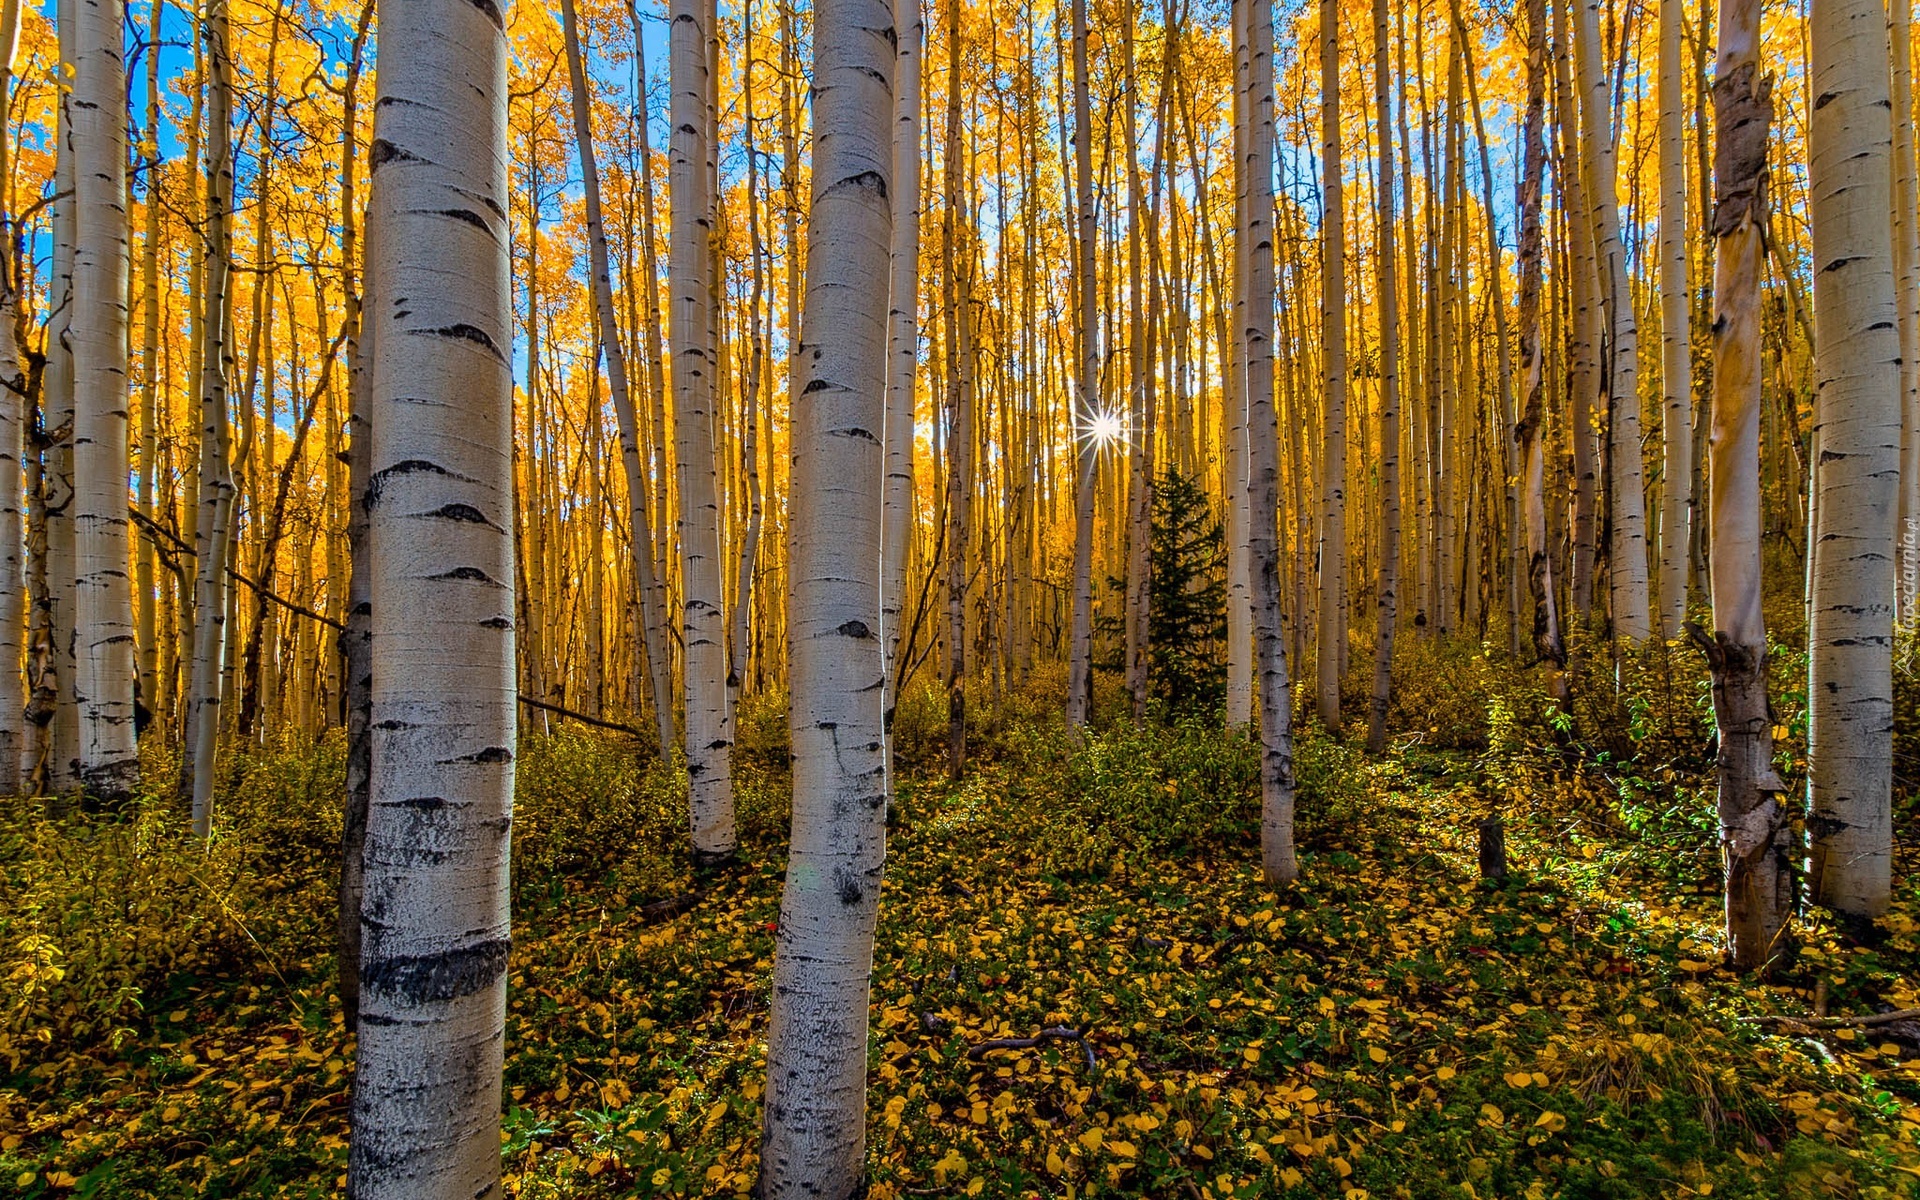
{"left": 185, "top": 0, "right": 235, "bottom": 838}
{"left": 1064, "top": 0, "right": 1098, "bottom": 729}
{"left": 756, "top": 0, "right": 892, "bottom": 1190}
{"left": 69, "top": 0, "right": 136, "bottom": 795}
{"left": 1573, "top": 0, "right": 1652, "bottom": 643}
{"left": 345, "top": 0, "right": 516, "bottom": 1193}
{"left": 1656, "top": 0, "right": 1692, "bottom": 640}
{"left": 1315, "top": 0, "right": 1346, "bottom": 733}
{"left": 1806, "top": 0, "right": 1899, "bottom": 919}
{"left": 1243, "top": 0, "right": 1298, "bottom": 884}
{"left": 880, "top": 0, "right": 921, "bottom": 788}
{"left": 1895, "top": 0, "right": 1920, "bottom": 624}
{"left": 561, "top": 0, "right": 675, "bottom": 761}
{"left": 671, "top": 0, "right": 736, "bottom": 856}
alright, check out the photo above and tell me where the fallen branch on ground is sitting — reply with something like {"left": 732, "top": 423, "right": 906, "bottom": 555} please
{"left": 966, "top": 1026, "right": 1097, "bottom": 1071}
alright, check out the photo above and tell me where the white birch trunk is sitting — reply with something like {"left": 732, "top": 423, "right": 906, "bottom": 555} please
{"left": 671, "top": 0, "right": 736, "bottom": 857}
{"left": 1064, "top": 0, "right": 1098, "bottom": 729}
{"left": 45, "top": 0, "right": 76, "bottom": 793}
{"left": 69, "top": 0, "right": 137, "bottom": 794}
{"left": 1657, "top": 0, "right": 1692, "bottom": 641}
{"left": 1892, "top": 0, "right": 1920, "bottom": 624}
{"left": 1704, "top": 0, "right": 1789, "bottom": 970}
{"left": 1806, "top": 0, "right": 1899, "bottom": 918}
{"left": 0, "top": 297, "right": 23, "bottom": 793}
{"left": 1243, "top": 0, "right": 1298, "bottom": 884}
{"left": 185, "top": 0, "right": 235, "bottom": 838}
{"left": 1573, "top": 0, "right": 1653, "bottom": 643}
{"left": 756, "top": 0, "right": 892, "bottom": 1188}
{"left": 1316, "top": 0, "right": 1346, "bottom": 732}
{"left": 1364, "top": 0, "right": 1400, "bottom": 755}
{"left": 880, "top": 0, "right": 921, "bottom": 787}
{"left": 1224, "top": 0, "right": 1253, "bottom": 728}
{"left": 346, "top": 0, "right": 516, "bottom": 1191}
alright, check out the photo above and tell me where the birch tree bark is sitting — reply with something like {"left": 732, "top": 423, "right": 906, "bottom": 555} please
{"left": 185, "top": 0, "right": 235, "bottom": 837}
{"left": 1572, "top": 0, "right": 1652, "bottom": 643}
{"left": 1224, "top": 0, "right": 1253, "bottom": 727}
{"left": 1657, "top": 0, "right": 1692, "bottom": 640}
{"left": 881, "top": 0, "right": 922, "bottom": 788}
{"left": 1516, "top": 0, "right": 1566, "bottom": 685}
{"left": 1364, "top": 0, "right": 1400, "bottom": 755}
{"left": 671, "top": 0, "right": 736, "bottom": 858}
{"left": 1316, "top": 0, "right": 1346, "bottom": 733}
{"left": 1064, "top": 0, "right": 1098, "bottom": 729}
{"left": 561, "top": 0, "right": 675, "bottom": 760}
{"left": 942, "top": 0, "right": 973, "bottom": 774}
{"left": 1699, "top": 0, "right": 1788, "bottom": 971}
{"left": 45, "top": 0, "right": 76, "bottom": 793}
{"left": 70, "top": 0, "right": 137, "bottom": 795}
{"left": 346, "top": 0, "right": 516, "bottom": 1191}
{"left": 1243, "top": 0, "right": 1298, "bottom": 884}
{"left": 1805, "top": 0, "right": 1899, "bottom": 919}
{"left": 1892, "top": 0, "right": 1920, "bottom": 623}
{"left": 756, "top": 0, "right": 892, "bottom": 1188}
{"left": 0, "top": 291, "right": 22, "bottom": 795}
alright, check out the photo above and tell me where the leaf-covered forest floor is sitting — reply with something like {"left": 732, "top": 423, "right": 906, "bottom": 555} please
{"left": 4, "top": 644, "right": 1920, "bottom": 1200}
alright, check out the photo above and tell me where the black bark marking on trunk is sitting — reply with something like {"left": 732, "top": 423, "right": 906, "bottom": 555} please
{"left": 361, "top": 937, "right": 510, "bottom": 1006}
{"left": 837, "top": 620, "right": 872, "bottom": 639}
{"left": 420, "top": 323, "right": 508, "bottom": 362}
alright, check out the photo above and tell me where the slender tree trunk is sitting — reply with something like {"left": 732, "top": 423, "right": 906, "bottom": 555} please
{"left": 1805, "top": 0, "right": 1899, "bottom": 919}
{"left": 185, "top": 0, "right": 235, "bottom": 837}
{"left": 672, "top": 0, "right": 736, "bottom": 859}
{"left": 1556, "top": 10, "right": 1600, "bottom": 622}
{"left": 0, "top": 292, "right": 22, "bottom": 794}
{"left": 1700, "top": 0, "right": 1788, "bottom": 971}
{"left": 881, "top": 0, "right": 922, "bottom": 789}
{"left": 562, "top": 0, "right": 676, "bottom": 760}
{"left": 1517, "top": 0, "right": 1566, "bottom": 685}
{"left": 756, "top": 0, "right": 892, "bottom": 1188}
{"left": 1573, "top": 0, "right": 1653, "bottom": 643}
{"left": 134, "top": 0, "right": 161, "bottom": 718}
{"left": 1364, "top": 0, "right": 1400, "bottom": 755}
{"left": 1316, "top": 0, "right": 1347, "bottom": 732}
{"left": 1242, "top": 0, "right": 1298, "bottom": 884}
{"left": 1224, "top": 2, "right": 1253, "bottom": 726}
{"left": 346, "top": 0, "right": 515, "bottom": 1190}
{"left": 1657, "top": 0, "right": 1693, "bottom": 639}
{"left": 942, "top": 0, "right": 972, "bottom": 774}
{"left": 1064, "top": 0, "right": 1098, "bottom": 728}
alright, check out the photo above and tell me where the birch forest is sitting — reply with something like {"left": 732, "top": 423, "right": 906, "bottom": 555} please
{"left": 2, "top": 0, "right": 1919, "bottom": 1192}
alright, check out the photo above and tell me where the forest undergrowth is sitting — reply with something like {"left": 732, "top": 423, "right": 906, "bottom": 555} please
{"left": 2, "top": 637, "right": 1919, "bottom": 1199}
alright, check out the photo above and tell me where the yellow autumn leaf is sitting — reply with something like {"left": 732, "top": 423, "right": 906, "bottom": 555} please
{"left": 1480, "top": 1103, "right": 1505, "bottom": 1125}
{"left": 1368, "top": 1045, "right": 1388, "bottom": 1064}
{"left": 1534, "top": 1110, "right": 1566, "bottom": 1132}
{"left": 1078, "top": 1125, "right": 1104, "bottom": 1152}
{"left": 1436, "top": 1065, "right": 1456, "bottom": 1082}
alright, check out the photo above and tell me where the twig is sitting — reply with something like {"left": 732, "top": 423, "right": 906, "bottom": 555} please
{"left": 516, "top": 694, "right": 646, "bottom": 739}
{"left": 966, "top": 1026, "right": 1097, "bottom": 1072}
{"left": 132, "top": 506, "right": 651, "bottom": 740}
{"left": 1748, "top": 1007, "right": 1920, "bottom": 1030}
